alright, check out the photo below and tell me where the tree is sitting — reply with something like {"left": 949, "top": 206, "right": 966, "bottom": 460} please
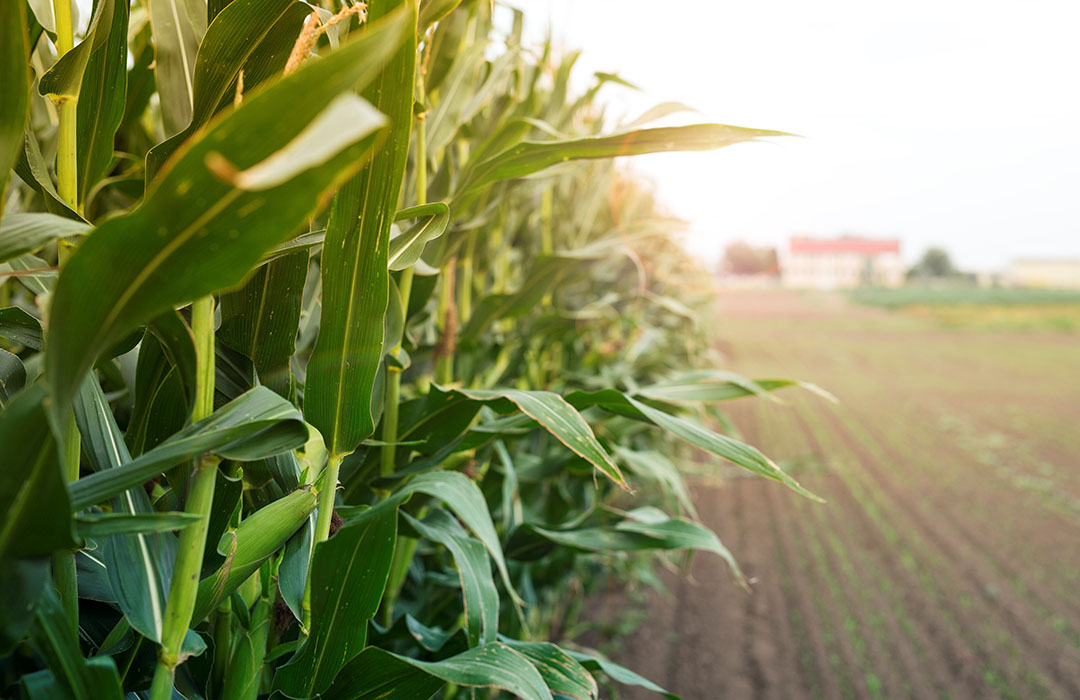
{"left": 908, "top": 247, "right": 958, "bottom": 279}
{"left": 721, "top": 241, "right": 779, "bottom": 275}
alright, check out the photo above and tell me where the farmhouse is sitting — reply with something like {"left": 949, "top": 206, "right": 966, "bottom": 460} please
{"left": 781, "top": 236, "right": 904, "bottom": 289}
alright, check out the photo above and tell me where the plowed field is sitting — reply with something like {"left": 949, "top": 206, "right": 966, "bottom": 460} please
{"left": 608, "top": 290, "right": 1080, "bottom": 700}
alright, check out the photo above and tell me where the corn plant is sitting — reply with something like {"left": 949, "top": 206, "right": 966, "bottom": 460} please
{"left": 0, "top": 1, "right": 819, "bottom": 699}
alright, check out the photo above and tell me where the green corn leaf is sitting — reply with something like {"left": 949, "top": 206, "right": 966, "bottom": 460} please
{"left": 69, "top": 386, "right": 308, "bottom": 509}
{"left": 75, "top": 512, "right": 201, "bottom": 538}
{"left": 124, "top": 332, "right": 189, "bottom": 456}
{"left": 73, "top": 374, "right": 177, "bottom": 642}
{"left": 147, "top": 308, "right": 198, "bottom": 409}
{"left": 0, "top": 349, "right": 26, "bottom": 405}
{"left": 146, "top": 0, "right": 205, "bottom": 135}
{"left": 500, "top": 639, "right": 598, "bottom": 700}
{"left": 505, "top": 507, "right": 744, "bottom": 586}
{"left": 0, "top": 1, "right": 29, "bottom": 217}
{"left": 305, "top": 0, "right": 418, "bottom": 458}
{"left": 439, "top": 386, "right": 630, "bottom": 491}
{"left": 145, "top": 0, "right": 299, "bottom": 177}
{"left": 221, "top": 595, "right": 271, "bottom": 700}
{"left": 340, "top": 470, "right": 518, "bottom": 604}
{"left": 0, "top": 558, "right": 48, "bottom": 655}
{"left": 0, "top": 384, "right": 76, "bottom": 560}
{"left": 418, "top": 0, "right": 462, "bottom": 30}
{"left": 0, "top": 306, "right": 43, "bottom": 348}
{"left": 277, "top": 512, "right": 314, "bottom": 622}
{"left": 403, "top": 510, "right": 498, "bottom": 647}
{"left": 321, "top": 643, "right": 552, "bottom": 700}
{"left": 219, "top": 251, "right": 307, "bottom": 396}
{"left": 389, "top": 203, "right": 451, "bottom": 270}
{"left": 273, "top": 503, "right": 399, "bottom": 698}
{"left": 37, "top": 0, "right": 117, "bottom": 103}
{"left": 566, "top": 389, "right": 821, "bottom": 502}
{"left": 45, "top": 9, "right": 412, "bottom": 418}
{"left": 0, "top": 213, "right": 91, "bottom": 264}
{"left": 457, "top": 123, "right": 790, "bottom": 199}
{"left": 76, "top": 0, "right": 128, "bottom": 205}
{"left": 192, "top": 486, "right": 317, "bottom": 622}
{"left": 31, "top": 584, "right": 124, "bottom": 700}
{"left": 567, "top": 649, "right": 681, "bottom": 700}
{"left": 13, "top": 129, "right": 81, "bottom": 220}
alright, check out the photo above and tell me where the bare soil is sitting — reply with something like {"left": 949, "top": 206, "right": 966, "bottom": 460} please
{"left": 598, "top": 290, "right": 1080, "bottom": 700}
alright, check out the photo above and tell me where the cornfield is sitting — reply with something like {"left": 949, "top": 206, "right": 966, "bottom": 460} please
{"left": 0, "top": 1, "right": 816, "bottom": 698}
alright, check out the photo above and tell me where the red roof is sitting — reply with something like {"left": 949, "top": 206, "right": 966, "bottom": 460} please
{"left": 790, "top": 237, "right": 900, "bottom": 255}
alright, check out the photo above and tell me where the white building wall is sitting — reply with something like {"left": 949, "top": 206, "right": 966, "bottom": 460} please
{"left": 1008, "top": 259, "right": 1080, "bottom": 288}
{"left": 781, "top": 251, "right": 904, "bottom": 289}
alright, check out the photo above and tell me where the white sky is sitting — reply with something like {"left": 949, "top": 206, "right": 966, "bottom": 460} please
{"left": 502, "top": 0, "right": 1080, "bottom": 271}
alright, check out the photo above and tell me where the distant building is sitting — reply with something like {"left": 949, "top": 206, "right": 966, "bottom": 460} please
{"left": 780, "top": 236, "right": 904, "bottom": 289}
{"left": 1008, "top": 259, "right": 1080, "bottom": 288}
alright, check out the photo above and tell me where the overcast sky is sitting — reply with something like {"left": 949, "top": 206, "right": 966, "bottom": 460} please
{"left": 503, "top": 1, "right": 1080, "bottom": 270}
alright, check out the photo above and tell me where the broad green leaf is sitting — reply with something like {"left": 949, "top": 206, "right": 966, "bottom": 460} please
{"left": 458, "top": 123, "right": 790, "bottom": 198}
{"left": 31, "top": 584, "right": 124, "bottom": 700}
{"left": 0, "top": 1, "right": 29, "bottom": 217}
{"left": 566, "top": 389, "right": 821, "bottom": 501}
{"left": 305, "top": 0, "right": 418, "bottom": 458}
{"left": 13, "top": 129, "right": 81, "bottom": 219}
{"left": 273, "top": 503, "right": 399, "bottom": 698}
{"left": 404, "top": 510, "right": 498, "bottom": 647}
{"left": 506, "top": 509, "right": 744, "bottom": 586}
{"left": 45, "top": 10, "right": 412, "bottom": 417}
{"left": 340, "top": 470, "right": 518, "bottom": 604}
{"left": 419, "top": 0, "right": 462, "bottom": 30}
{"left": 277, "top": 512, "right": 314, "bottom": 622}
{"left": 0, "top": 349, "right": 26, "bottom": 404}
{"left": 69, "top": 386, "right": 308, "bottom": 509}
{"left": 76, "top": 0, "right": 128, "bottom": 205}
{"left": 0, "top": 558, "right": 48, "bottom": 655}
{"left": 567, "top": 649, "right": 680, "bottom": 700}
{"left": 320, "top": 643, "right": 552, "bottom": 700}
{"left": 145, "top": 0, "right": 300, "bottom": 176}
{"left": 125, "top": 332, "right": 189, "bottom": 456}
{"left": 458, "top": 256, "right": 578, "bottom": 339}
{"left": 72, "top": 374, "right": 177, "bottom": 642}
{"left": 389, "top": 202, "right": 451, "bottom": 270}
{"left": 219, "top": 251, "right": 307, "bottom": 396}
{"left": 146, "top": 0, "right": 204, "bottom": 135}
{"left": 147, "top": 308, "right": 198, "bottom": 409}
{"left": 37, "top": 0, "right": 117, "bottom": 102}
{"left": 0, "top": 306, "right": 43, "bottom": 348}
{"left": 221, "top": 595, "right": 271, "bottom": 700}
{"left": 0, "top": 213, "right": 91, "bottom": 264}
{"left": 0, "top": 384, "right": 76, "bottom": 560}
{"left": 75, "top": 512, "right": 201, "bottom": 538}
{"left": 441, "top": 386, "right": 630, "bottom": 491}
{"left": 500, "top": 639, "right": 598, "bottom": 700}
{"left": 193, "top": 486, "right": 317, "bottom": 621}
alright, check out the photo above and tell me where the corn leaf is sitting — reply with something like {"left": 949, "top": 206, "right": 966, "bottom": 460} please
{"left": 146, "top": 0, "right": 204, "bottom": 135}
{"left": 219, "top": 251, "right": 307, "bottom": 396}
{"left": 273, "top": 503, "right": 399, "bottom": 698}
{"left": 566, "top": 389, "right": 821, "bottom": 502}
{"left": 403, "top": 510, "right": 498, "bottom": 647}
{"left": 0, "top": 213, "right": 91, "bottom": 264}
{"left": 45, "top": 10, "right": 411, "bottom": 417}
{"left": 566, "top": 649, "right": 681, "bottom": 700}
{"left": 320, "top": 643, "right": 552, "bottom": 700}
{"left": 13, "top": 130, "right": 81, "bottom": 219}
{"left": 0, "top": 384, "right": 76, "bottom": 560}
{"left": 37, "top": 0, "right": 117, "bottom": 102}
{"left": 305, "top": 0, "right": 418, "bottom": 458}
{"left": 440, "top": 387, "right": 629, "bottom": 491}
{"left": 192, "top": 486, "right": 317, "bottom": 621}
{"left": 69, "top": 386, "right": 308, "bottom": 509}
{"left": 145, "top": 0, "right": 299, "bottom": 177}
{"left": 457, "top": 124, "right": 789, "bottom": 198}
{"left": 76, "top": 0, "right": 128, "bottom": 204}
{"left": 0, "top": 1, "right": 29, "bottom": 216}
{"left": 73, "top": 375, "right": 179, "bottom": 642}
{"left": 500, "top": 639, "right": 598, "bottom": 700}
{"left": 74, "top": 512, "right": 201, "bottom": 538}
{"left": 389, "top": 202, "right": 451, "bottom": 270}
{"left": 0, "top": 306, "right": 43, "bottom": 348}
{"left": 0, "top": 559, "right": 47, "bottom": 655}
